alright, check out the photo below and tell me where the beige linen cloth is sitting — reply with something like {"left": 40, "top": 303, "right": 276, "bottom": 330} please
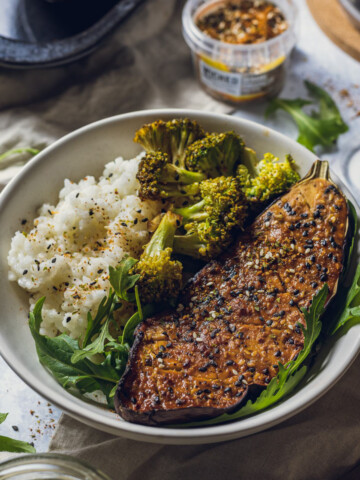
{"left": 0, "top": 1, "right": 360, "bottom": 479}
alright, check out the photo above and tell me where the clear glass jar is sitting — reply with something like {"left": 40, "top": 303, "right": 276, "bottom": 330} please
{"left": 182, "top": 0, "right": 298, "bottom": 105}
{"left": 0, "top": 454, "right": 111, "bottom": 480}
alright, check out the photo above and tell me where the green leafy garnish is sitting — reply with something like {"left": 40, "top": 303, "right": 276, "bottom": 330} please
{"left": 29, "top": 298, "right": 120, "bottom": 404}
{"left": 0, "top": 413, "right": 36, "bottom": 453}
{"left": 29, "top": 261, "right": 154, "bottom": 408}
{"left": 266, "top": 81, "right": 348, "bottom": 152}
{"left": 332, "top": 264, "right": 360, "bottom": 334}
{"left": 183, "top": 285, "right": 328, "bottom": 427}
{"left": 82, "top": 291, "right": 117, "bottom": 347}
{"left": 109, "top": 257, "right": 140, "bottom": 303}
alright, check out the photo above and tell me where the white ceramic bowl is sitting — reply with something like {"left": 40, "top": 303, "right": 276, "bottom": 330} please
{"left": 0, "top": 109, "right": 359, "bottom": 445}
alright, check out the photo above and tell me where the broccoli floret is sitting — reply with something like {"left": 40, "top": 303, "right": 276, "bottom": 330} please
{"left": 237, "top": 152, "right": 300, "bottom": 203}
{"left": 173, "top": 222, "right": 227, "bottom": 260}
{"left": 185, "top": 131, "right": 244, "bottom": 178}
{"left": 136, "top": 152, "right": 206, "bottom": 200}
{"left": 173, "top": 176, "right": 248, "bottom": 260}
{"left": 134, "top": 119, "right": 205, "bottom": 167}
{"left": 131, "top": 211, "right": 183, "bottom": 304}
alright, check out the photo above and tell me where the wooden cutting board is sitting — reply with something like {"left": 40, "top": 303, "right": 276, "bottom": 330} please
{"left": 307, "top": 0, "right": 360, "bottom": 62}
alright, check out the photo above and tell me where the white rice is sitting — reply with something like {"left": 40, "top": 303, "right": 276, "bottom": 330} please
{"left": 7, "top": 154, "right": 163, "bottom": 338}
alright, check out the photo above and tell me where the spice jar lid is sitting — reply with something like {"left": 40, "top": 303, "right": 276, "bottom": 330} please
{"left": 182, "top": 0, "right": 298, "bottom": 72}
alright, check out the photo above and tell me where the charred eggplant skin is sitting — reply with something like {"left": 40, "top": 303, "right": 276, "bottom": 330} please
{"left": 115, "top": 161, "right": 349, "bottom": 426}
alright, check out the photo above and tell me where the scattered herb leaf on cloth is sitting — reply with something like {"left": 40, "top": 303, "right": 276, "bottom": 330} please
{"left": 182, "top": 285, "right": 328, "bottom": 427}
{"left": 266, "top": 81, "right": 348, "bottom": 152}
{"left": 0, "top": 413, "right": 36, "bottom": 453}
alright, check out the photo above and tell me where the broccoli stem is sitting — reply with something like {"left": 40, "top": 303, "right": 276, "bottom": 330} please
{"left": 173, "top": 232, "right": 204, "bottom": 259}
{"left": 173, "top": 200, "right": 208, "bottom": 223}
{"left": 143, "top": 211, "right": 180, "bottom": 257}
{"left": 160, "top": 164, "right": 206, "bottom": 185}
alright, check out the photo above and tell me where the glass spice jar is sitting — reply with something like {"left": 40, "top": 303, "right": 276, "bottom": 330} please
{"left": 182, "top": 0, "right": 298, "bottom": 105}
{"left": 0, "top": 454, "right": 111, "bottom": 480}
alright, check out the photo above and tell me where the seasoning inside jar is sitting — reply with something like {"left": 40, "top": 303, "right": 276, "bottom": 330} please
{"left": 196, "top": 0, "right": 288, "bottom": 44}
{"left": 182, "top": 0, "right": 297, "bottom": 105}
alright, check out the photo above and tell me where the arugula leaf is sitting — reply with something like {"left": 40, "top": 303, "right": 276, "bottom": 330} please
{"left": 29, "top": 298, "right": 119, "bottom": 402}
{"left": 332, "top": 264, "right": 360, "bottom": 334}
{"left": 82, "top": 291, "right": 116, "bottom": 347}
{"left": 345, "top": 201, "right": 358, "bottom": 275}
{"left": 109, "top": 256, "right": 139, "bottom": 303}
{"left": 71, "top": 319, "right": 115, "bottom": 363}
{"left": 288, "top": 284, "right": 328, "bottom": 375}
{"left": 121, "top": 303, "right": 155, "bottom": 345}
{"left": 0, "top": 435, "right": 36, "bottom": 453}
{"left": 0, "top": 413, "right": 36, "bottom": 453}
{"left": 266, "top": 81, "right": 348, "bottom": 152}
{"left": 182, "top": 286, "right": 328, "bottom": 427}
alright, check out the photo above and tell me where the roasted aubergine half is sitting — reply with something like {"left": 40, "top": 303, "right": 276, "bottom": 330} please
{"left": 115, "top": 160, "right": 350, "bottom": 426}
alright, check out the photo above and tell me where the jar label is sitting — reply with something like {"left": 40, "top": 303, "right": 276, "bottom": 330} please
{"left": 199, "top": 59, "right": 275, "bottom": 100}
{"left": 199, "top": 60, "right": 241, "bottom": 96}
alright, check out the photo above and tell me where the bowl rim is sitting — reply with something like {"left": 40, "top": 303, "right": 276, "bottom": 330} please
{"left": 0, "top": 108, "right": 359, "bottom": 444}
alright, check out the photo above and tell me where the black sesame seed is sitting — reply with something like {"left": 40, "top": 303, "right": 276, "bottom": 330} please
{"left": 51, "top": 258, "right": 56, "bottom": 263}
{"left": 275, "top": 350, "right": 281, "bottom": 357}
{"left": 248, "top": 367, "right": 255, "bottom": 373}
{"left": 21, "top": 219, "right": 27, "bottom": 225}
{"left": 328, "top": 253, "right": 333, "bottom": 259}
{"left": 97, "top": 269, "right": 103, "bottom": 274}
{"left": 311, "top": 282, "right": 318, "bottom": 288}
{"left": 226, "top": 360, "right": 234, "bottom": 366}
{"left": 66, "top": 316, "right": 71, "bottom": 323}
{"left": 288, "top": 338, "right": 295, "bottom": 345}
{"left": 302, "top": 231, "right": 309, "bottom": 237}
{"left": 301, "top": 213, "right": 308, "bottom": 218}
{"left": 333, "top": 256, "right": 338, "bottom": 262}
{"left": 212, "top": 384, "right": 220, "bottom": 390}
{"left": 266, "top": 320, "right": 273, "bottom": 326}
{"left": 310, "top": 220, "right": 316, "bottom": 227}
{"left": 259, "top": 316, "right": 265, "bottom": 322}
{"left": 313, "top": 211, "right": 320, "bottom": 219}
{"left": 310, "top": 255, "right": 316, "bottom": 263}
{"left": 121, "top": 222, "right": 127, "bottom": 227}
{"left": 289, "top": 299, "right": 295, "bottom": 306}
{"left": 293, "top": 289, "right": 300, "bottom": 295}
{"left": 142, "top": 218, "right": 148, "bottom": 223}
{"left": 305, "top": 262, "right": 311, "bottom": 269}
{"left": 265, "top": 377, "right": 271, "bottom": 384}
{"left": 23, "top": 269, "right": 28, "bottom": 275}
{"left": 224, "top": 387, "right": 232, "bottom": 393}
{"left": 289, "top": 210, "right": 296, "bottom": 216}
{"left": 289, "top": 224, "right": 295, "bottom": 231}
{"left": 316, "top": 264, "right": 322, "bottom": 271}
{"left": 299, "top": 277, "right": 304, "bottom": 283}
{"left": 295, "top": 222, "right": 301, "bottom": 229}
{"left": 320, "top": 274, "right": 328, "bottom": 282}
{"left": 262, "top": 368, "right": 269, "bottom": 375}
{"left": 131, "top": 397, "right": 137, "bottom": 404}
{"left": 303, "top": 222, "right": 310, "bottom": 228}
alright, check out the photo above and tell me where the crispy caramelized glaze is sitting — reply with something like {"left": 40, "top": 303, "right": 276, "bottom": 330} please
{"left": 115, "top": 177, "right": 348, "bottom": 426}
